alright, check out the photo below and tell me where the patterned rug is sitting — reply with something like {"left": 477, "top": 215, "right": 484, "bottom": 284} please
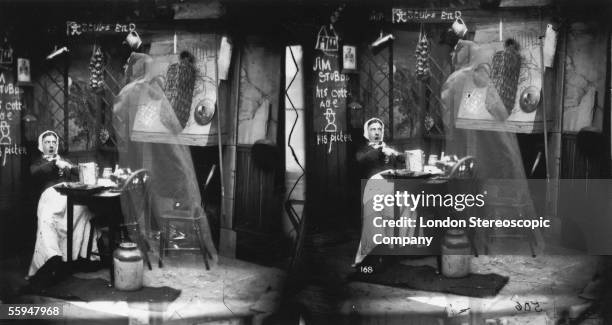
{"left": 350, "top": 264, "right": 508, "bottom": 297}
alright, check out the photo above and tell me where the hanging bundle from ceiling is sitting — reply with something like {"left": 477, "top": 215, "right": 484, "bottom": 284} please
{"left": 415, "top": 25, "right": 430, "bottom": 81}
{"left": 89, "top": 45, "right": 105, "bottom": 91}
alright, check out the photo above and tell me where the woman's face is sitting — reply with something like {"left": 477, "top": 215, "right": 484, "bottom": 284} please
{"left": 367, "top": 122, "right": 383, "bottom": 143}
{"left": 42, "top": 134, "right": 57, "bottom": 155}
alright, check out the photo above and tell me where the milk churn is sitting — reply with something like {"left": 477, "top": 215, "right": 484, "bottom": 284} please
{"left": 441, "top": 229, "right": 471, "bottom": 278}
{"left": 113, "top": 242, "right": 144, "bottom": 291}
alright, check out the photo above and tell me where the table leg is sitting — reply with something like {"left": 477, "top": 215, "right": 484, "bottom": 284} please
{"left": 86, "top": 224, "right": 94, "bottom": 259}
{"left": 67, "top": 195, "right": 74, "bottom": 263}
{"left": 394, "top": 182, "right": 399, "bottom": 237}
{"left": 109, "top": 225, "right": 116, "bottom": 285}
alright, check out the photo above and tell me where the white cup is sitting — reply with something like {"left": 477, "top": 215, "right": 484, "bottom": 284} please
{"left": 79, "top": 162, "right": 98, "bottom": 185}
{"left": 428, "top": 154, "right": 438, "bottom": 166}
{"left": 405, "top": 149, "right": 424, "bottom": 172}
{"left": 452, "top": 18, "right": 468, "bottom": 38}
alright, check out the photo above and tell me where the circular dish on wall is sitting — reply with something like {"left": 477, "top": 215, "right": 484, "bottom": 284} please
{"left": 193, "top": 99, "right": 215, "bottom": 125}
{"left": 519, "top": 86, "right": 541, "bottom": 113}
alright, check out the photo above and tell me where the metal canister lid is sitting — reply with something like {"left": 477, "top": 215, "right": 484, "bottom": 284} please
{"left": 119, "top": 242, "right": 138, "bottom": 249}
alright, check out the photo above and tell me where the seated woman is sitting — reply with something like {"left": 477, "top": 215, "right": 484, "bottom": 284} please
{"left": 356, "top": 118, "right": 404, "bottom": 179}
{"left": 355, "top": 118, "right": 421, "bottom": 267}
{"left": 27, "top": 130, "right": 100, "bottom": 283}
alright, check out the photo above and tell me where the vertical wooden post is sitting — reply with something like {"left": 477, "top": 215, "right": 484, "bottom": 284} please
{"left": 219, "top": 37, "right": 241, "bottom": 257}
{"left": 548, "top": 25, "right": 567, "bottom": 220}
{"left": 540, "top": 10, "right": 550, "bottom": 182}
{"left": 388, "top": 41, "right": 394, "bottom": 140}
{"left": 608, "top": 32, "right": 612, "bottom": 176}
{"left": 94, "top": 94, "right": 101, "bottom": 150}
{"left": 63, "top": 52, "right": 70, "bottom": 152}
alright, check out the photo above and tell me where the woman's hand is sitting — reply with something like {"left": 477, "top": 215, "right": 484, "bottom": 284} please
{"left": 382, "top": 147, "right": 399, "bottom": 156}
{"left": 55, "top": 159, "right": 72, "bottom": 170}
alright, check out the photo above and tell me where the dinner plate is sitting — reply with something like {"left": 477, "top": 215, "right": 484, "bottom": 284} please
{"left": 381, "top": 170, "right": 434, "bottom": 179}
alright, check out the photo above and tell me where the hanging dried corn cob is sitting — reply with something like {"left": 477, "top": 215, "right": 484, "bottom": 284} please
{"left": 490, "top": 38, "right": 521, "bottom": 115}
{"left": 89, "top": 45, "right": 105, "bottom": 91}
{"left": 415, "top": 29, "right": 430, "bottom": 81}
{"left": 164, "top": 51, "right": 197, "bottom": 129}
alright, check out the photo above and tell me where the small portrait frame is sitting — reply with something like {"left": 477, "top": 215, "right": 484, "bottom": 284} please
{"left": 341, "top": 45, "right": 357, "bottom": 73}
{"left": 17, "top": 58, "right": 31, "bottom": 83}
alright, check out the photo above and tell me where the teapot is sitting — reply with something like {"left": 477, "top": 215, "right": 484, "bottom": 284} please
{"left": 125, "top": 31, "right": 142, "bottom": 50}
{"left": 451, "top": 18, "right": 468, "bottom": 38}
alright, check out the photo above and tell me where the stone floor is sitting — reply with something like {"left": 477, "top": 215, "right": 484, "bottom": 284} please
{"left": 0, "top": 232, "right": 606, "bottom": 324}
{"left": 339, "top": 255, "right": 599, "bottom": 324}
{"left": 2, "top": 253, "right": 285, "bottom": 324}
{"left": 294, "top": 231, "right": 605, "bottom": 324}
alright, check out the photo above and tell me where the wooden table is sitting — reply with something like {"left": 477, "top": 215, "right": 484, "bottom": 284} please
{"left": 54, "top": 183, "right": 121, "bottom": 263}
{"left": 379, "top": 170, "right": 450, "bottom": 256}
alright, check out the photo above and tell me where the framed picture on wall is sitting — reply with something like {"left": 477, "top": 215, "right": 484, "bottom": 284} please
{"left": 17, "top": 58, "right": 30, "bottom": 83}
{"left": 342, "top": 45, "right": 357, "bottom": 73}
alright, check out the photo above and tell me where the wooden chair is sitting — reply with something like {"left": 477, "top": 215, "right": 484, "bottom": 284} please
{"left": 448, "top": 156, "right": 476, "bottom": 179}
{"left": 86, "top": 169, "right": 153, "bottom": 276}
{"left": 436, "top": 156, "right": 479, "bottom": 267}
{"left": 450, "top": 156, "right": 479, "bottom": 257}
{"left": 480, "top": 180, "right": 541, "bottom": 257}
{"left": 117, "top": 169, "right": 153, "bottom": 270}
{"left": 158, "top": 165, "right": 216, "bottom": 270}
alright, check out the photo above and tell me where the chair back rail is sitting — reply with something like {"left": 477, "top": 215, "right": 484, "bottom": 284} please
{"left": 448, "top": 156, "right": 476, "bottom": 179}
{"left": 120, "top": 169, "right": 151, "bottom": 231}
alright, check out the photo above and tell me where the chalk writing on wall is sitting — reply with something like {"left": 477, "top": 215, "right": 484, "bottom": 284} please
{"left": 315, "top": 26, "right": 339, "bottom": 53}
{"left": 313, "top": 53, "right": 351, "bottom": 153}
{"left": 392, "top": 8, "right": 462, "bottom": 23}
{"left": 369, "top": 11, "right": 386, "bottom": 22}
{"left": 66, "top": 21, "right": 136, "bottom": 36}
{"left": 0, "top": 70, "right": 26, "bottom": 167}
{"left": 316, "top": 131, "right": 353, "bottom": 152}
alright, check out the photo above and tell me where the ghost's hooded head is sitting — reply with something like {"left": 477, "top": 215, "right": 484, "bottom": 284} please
{"left": 124, "top": 52, "right": 154, "bottom": 83}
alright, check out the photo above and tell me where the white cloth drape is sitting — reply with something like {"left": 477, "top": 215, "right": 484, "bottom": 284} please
{"left": 354, "top": 170, "right": 422, "bottom": 265}
{"left": 28, "top": 186, "right": 100, "bottom": 276}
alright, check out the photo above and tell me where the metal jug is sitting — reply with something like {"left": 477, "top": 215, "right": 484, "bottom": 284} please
{"left": 113, "top": 242, "right": 144, "bottom": 291}
{"left": 441, "top": 229, "right": 471, "bottom": 278}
